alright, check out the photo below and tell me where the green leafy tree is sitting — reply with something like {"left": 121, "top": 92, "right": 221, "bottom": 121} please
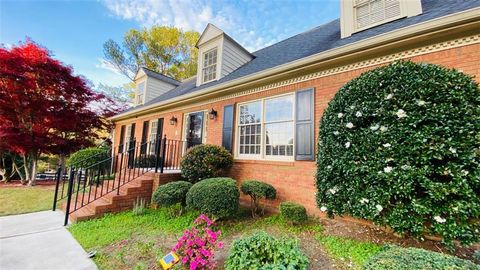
{"left": 103, "top": 26, "right": 199, "bottom": 81}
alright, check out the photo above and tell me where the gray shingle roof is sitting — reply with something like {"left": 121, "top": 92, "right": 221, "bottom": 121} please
{"left": 141, "top": 67, "right": 181, "bottom": 86}
{"left": 118, "top": 0, "right": 479, "bottom": 116}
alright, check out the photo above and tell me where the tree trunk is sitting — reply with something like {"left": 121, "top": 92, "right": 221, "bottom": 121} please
{"left": 59, "top": 154, "right": 66, "bottom": 181}
{"left": 0, "top": 154, "right": 8, "bottom": 182}
{"left": 24, "top": 152, "right": 38, "bottom": 186}
{"left": 12, "top": 159, "right": 25, "bottom": 183}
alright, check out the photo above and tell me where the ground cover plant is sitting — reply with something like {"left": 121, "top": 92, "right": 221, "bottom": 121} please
{"left": 316, "top": 61, "right": 480, "bottom": 246}
{"left": 0, "top": 185, "right": 56, "bottom": 216}
{"left": 180, "top": 145, "right": 233, "bottom": 183}
{"left": 225, "top": 231, "right": 309, "bottom": 269}
{"left": 363, "top": 245, "right": 480, "bottom": 270}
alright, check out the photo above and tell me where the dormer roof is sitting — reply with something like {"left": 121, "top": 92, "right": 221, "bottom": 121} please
{"left": 135, "top": 67, "right": 181, "bottom": 86}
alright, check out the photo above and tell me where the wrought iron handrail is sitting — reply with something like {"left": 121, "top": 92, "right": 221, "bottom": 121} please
{"left": 53, "top": 135, "right": 190, "bottom": 225}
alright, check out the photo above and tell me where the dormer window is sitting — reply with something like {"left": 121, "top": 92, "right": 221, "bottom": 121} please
{"left": 136, "top": 82, "right": 145, "bottom": 105}
{"left": 202, "top": 48, "right": 218, "bottom": 83}
{"left": 355, "top": 0, "right": 401, "bottom": 30}
{"left": 341, "top": 0, "right": 422, "bottom": 38}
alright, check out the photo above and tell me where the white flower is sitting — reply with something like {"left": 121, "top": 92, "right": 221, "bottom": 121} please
{"left": 462, "top": 170, "right": 469, "bottom": 176}
{"left": 370, "top": 124, "right": 380, "bottom": 131}
{"left": 345, "top": 142, "right": 351, "bottom": 148}
{"left": 449, "top": 147, "right": 457, "bottom": 154}
{"left": 376, "top": 205, "right": 383, "bottom": 212}
{"left": 355, "top": 111, "right": 362, "bottom": 117}
{"left": 346, "top": 122, "right": 354, "bottom": 129}
{"left": 383, "top": 143, "right": 391, "bottom": 148}
{"left": 433, "top": 216, "right": 446, "bottom": 223}
{"left": 417, "top": 100, "right": 426, "bottom": 106}
{"left": 320, "top": 206, "right": 328, "bottom": 212}
{"left": 396, "top": 109, "right": 407, "bottom": 118}
{"left": 360, "top": 198, "right": 369, "bottom": 204}
{"left": 329, "top": 187, "right": 338, "bottom": 194}
{"left": 380, "top": 126, "right": 388, "bottom": 132}
{"left": 337, "top": 113, "right": 344, "bottom": 118}
{"left": 385, "top": 93, "right": 394, "bottom": 100}
{"left": 384, "top": 166, "right": 393, "bottom": 173}
{"left": 386, "top": 158, "right": 394, "bottom": 162}
{"left": 333, "top": 131, "right": 340, "bottom": 136}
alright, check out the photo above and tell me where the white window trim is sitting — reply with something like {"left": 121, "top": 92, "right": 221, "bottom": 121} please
{"left": 148, "top": 120, "right": 158, "bottom": 155}
{"left": 353, "top": 0, "right": 404, "bottom": 33}
{"left": 340, "top": 0, "right": 422, "bottom": 38}
{"left": 202, "top": 47, "right": 218, "bottom": 84}
{"left": 235, "top": 93, "right": 296, "bottom": 162}
{"left": 135, "top": 80, "right": 147, "bottom": 105}
{"left": 182, "top": 110, "right": 208, "bottom": 153}
{"left": 124, "top": 124, "right": 133, "bottom": 152}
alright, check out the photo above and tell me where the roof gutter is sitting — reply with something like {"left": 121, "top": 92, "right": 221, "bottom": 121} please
{"left": 110, "top": 7, "right": 480, "bottom": 121}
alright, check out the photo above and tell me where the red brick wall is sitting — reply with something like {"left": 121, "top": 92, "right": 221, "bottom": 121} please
{"left": 113, "top": 43, "right": 480, "bottom": 216}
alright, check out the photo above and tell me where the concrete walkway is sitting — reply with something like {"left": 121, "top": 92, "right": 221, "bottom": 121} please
{"left": 0, "top": 211, "right": 97, "bottom": 270}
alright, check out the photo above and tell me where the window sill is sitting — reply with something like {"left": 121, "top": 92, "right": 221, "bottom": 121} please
{"left": 234, "top": 159, "right": 295, "bottom": 166}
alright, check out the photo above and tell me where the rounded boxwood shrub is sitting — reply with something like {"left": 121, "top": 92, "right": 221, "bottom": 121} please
{"left": 152, "top": 181, "right": 192, "bottom": 211}
{"left": 67, "top": 147, "right": 109, "bottom": 167}
{"left": 180, "top": 144, "right": 233, "bottom": 183}
{"left": 363, "top": 245, "right": 479, "bottom": 270}
{"left": 280, "top": 202, "right": 308, "bottom": 224}
{"left": 225, "top": 232, "right": 309, "bottom": 270}
{"left": 241, "top": 180, "right": 276, "bottom": 217}
{"left": 316, "top": 61, "right": 480, "bottom": 246}
{"left": 186, "top": 177, "right": 239, "bottom": 219}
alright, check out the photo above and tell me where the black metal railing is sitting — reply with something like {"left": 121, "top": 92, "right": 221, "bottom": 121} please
{"left": 52, "top": 135, "right": 191, "bottom": 225}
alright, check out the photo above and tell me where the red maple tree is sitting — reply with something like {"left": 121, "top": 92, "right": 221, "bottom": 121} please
{"left": 0, "top": 41, "right": 117, "bottom": 185}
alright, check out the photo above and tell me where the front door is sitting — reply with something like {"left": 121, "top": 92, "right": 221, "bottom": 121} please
{"left": 185, "top": 112, "right": 204, "bottom": 149}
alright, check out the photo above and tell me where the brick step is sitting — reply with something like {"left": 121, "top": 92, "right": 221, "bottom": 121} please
{"left": 62, "top": 173, "right": 155, "bottom": 223}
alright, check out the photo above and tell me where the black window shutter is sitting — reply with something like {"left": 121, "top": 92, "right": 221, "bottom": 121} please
{"left": 222, "top": 105, "right": 235, "bottom": 152}
{"left": 118, "top": 125, "right": 126, "bottom": 153}
{"left": 130, "top": 123, "right": 136, "bottom": 142}
{"left": 295, "top": 88, "right": 315, "bottom": 160}
{"left": 156, "top": 118, "right": 164, "bottom": 140}
{"left": 140, "top": 121, "right": 149, "bottom": 154}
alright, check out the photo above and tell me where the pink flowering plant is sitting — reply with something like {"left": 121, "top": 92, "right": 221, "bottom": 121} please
{"left": 173, "top": 214, "right": 223, "bottom": 270}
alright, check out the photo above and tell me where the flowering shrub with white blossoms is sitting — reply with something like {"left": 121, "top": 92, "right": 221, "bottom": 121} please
{"left": 316, "top": 61, "right": 479, "bottom": 246}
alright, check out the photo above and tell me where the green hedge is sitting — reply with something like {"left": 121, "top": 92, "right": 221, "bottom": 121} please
{"left": 316, "top": 61, "right": 480, "bottom": 246}
{"left": 363, "top": 245, "right": 479, "bottom": 270}
{"left": 225, "top": 232, "right": 309, "bottom": 270}
{"left": 67, "top": 147, "right": 109, "bottom": 167}
{"left": 241, "top": 180, "right": 276, "bottom": 217}
{"left": 280, "top": 202, "right": 308, "bottom": 224}
{"left": 180, "top": 144, "right": 233, "bottom": 183}
{"left": 186, "top": 177, "right": 239, "bottom": 219}
{"left": 152, "top": 181, "right": 192, "bottom": 208}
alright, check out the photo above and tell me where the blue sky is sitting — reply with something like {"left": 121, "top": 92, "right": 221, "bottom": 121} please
{"left": 0, "top": 0, "right": 339, "bottom": 88}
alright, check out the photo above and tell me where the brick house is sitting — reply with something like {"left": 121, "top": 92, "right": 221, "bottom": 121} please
{"left": 109, "top": 0, "right": 480, "bottom": 216}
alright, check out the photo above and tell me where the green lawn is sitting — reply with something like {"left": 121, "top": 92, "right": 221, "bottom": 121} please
{"left": 69, "top": 206, "right": 380, "bottom": 270}
{"left": 0, "top": 185, "right": 55, "bottom": 216}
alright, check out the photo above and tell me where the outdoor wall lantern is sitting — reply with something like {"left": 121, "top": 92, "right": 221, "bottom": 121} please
{"left": 208, "top": 108, "right": 217, "bottom": 120}
{"left": 169, "top": 116, "right": 177, "bottom": 125}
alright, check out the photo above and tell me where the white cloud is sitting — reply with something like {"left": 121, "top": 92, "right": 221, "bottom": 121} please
{"left": 101, "top": 0, "right": 287, "bottom": 51}
{"left": 95, "top": 58, "right": 122, "bottom": 75}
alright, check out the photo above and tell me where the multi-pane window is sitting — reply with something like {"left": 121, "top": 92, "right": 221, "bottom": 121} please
{"left": 237, "top": 94, "right": 295, "bottom": 160}
{"left": 264, "top": 95, "right": 294, "bottom": 157}
{"left": 136, "top": 82, "right": 145, "bottom": 105}
{"left": 148, "top": 120, "right": 158, "bottom": 154}
{"left": 124, "top": 124, "right": 133, "bottom": 152}
{"left": 238, "top": 101, "right": 262, "bottom": 155}
{"left": 202, "top": 48, "right": 217, "bottom": 83}
{"left": 355, "top": 0, "right": 401, "bottom": 30}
